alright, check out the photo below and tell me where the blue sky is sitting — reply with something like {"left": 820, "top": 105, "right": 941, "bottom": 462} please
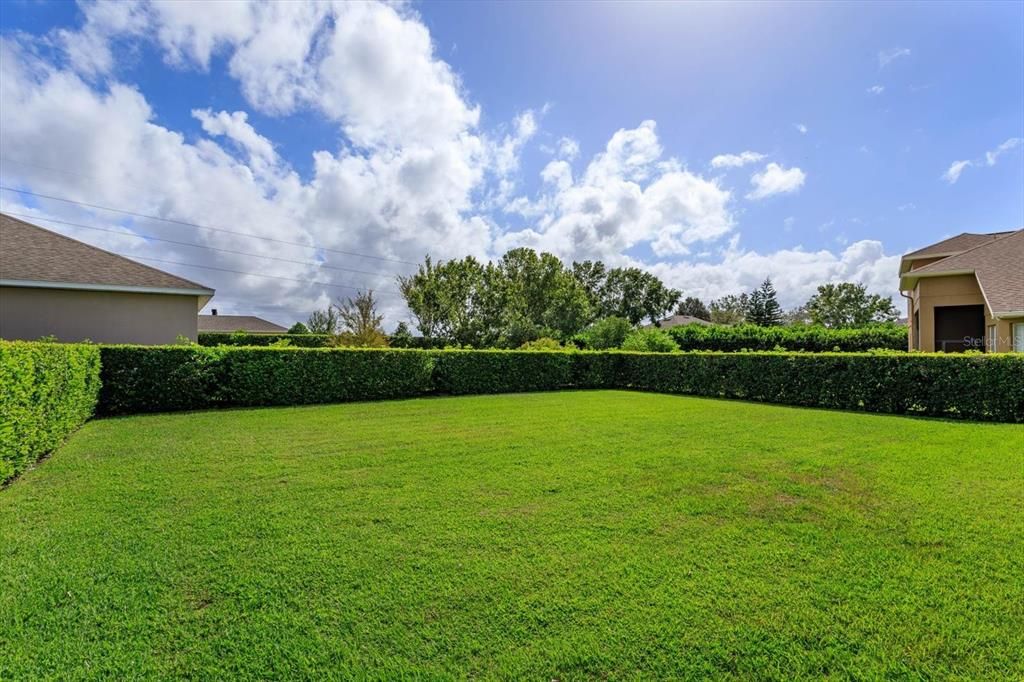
{"left": 1, "top": 1, "right": 1021, "bottom": 325}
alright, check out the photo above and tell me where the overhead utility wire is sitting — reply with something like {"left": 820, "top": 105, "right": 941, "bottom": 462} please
{"left": 0, "top": 184, "right": 420, "bottom": 267}
{"left": 0, "top": 210, "right": 401, "bottom": 281}
{"left": 128, "top": 256, "right": 405, "bottom": 298}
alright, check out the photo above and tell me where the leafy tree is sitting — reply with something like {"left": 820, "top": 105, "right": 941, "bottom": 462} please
{"left": 334, "top": 290, "right": 388, "bottom": 347}
{"left": 307, "top": 306, "right": 340, "bottom": 334}
{"left": 805, "top": 282, "right": 900, "bottom": 328}
{"left": 571, "top": 260, "right": 608, "bottom": 317}
{"left": 287, "top": 322, "right": 310, "bottom": 334}
{"left": 709, "top": 293, "right": 749, "bottom": 325}
{"left": 676, "top": 296, "right": 710, "bottom": 321}
{"left": 390, "top": 321, "right": 414, "bottom": 347}
{"left": 621, "top": 328, "right": 679, "bottom": 353}
{"left": 578, "top": 316, "right": 633, "bottom": 349}
{"left": 746, "top": 278, "right": 783, "bottom": 326}
{"left": 596, "top": 267, "right": 680, "bottom": 325}
{"left": 398, "top": 255, "right": 488, "bottom": 346}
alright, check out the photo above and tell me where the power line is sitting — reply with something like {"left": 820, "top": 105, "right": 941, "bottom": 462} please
{"left": 0, "top": 184, "right": 420, "bottom": 267}
{"left": 1, "top": 210, "right": 401, "bottom": 281}
{"left": 130, "top": 255, "right": 404, "bottom": 298}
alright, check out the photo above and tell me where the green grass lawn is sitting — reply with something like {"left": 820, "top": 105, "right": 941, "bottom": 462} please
{"left": 2, "top": 391, "right": 1022, "bottom": 679}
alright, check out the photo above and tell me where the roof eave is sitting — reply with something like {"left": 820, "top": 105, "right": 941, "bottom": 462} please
{"left": 899, "top": 268, "right": 976, "bottom": 291}
{"left": 1, "top": 278, "right": 216, "bottom": 299}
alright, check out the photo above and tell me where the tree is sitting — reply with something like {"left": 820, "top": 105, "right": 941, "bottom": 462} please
{"left": 334, "top": 290, "right": 388, "bottom": 347}
{"left": 780, "top": 306, "right": 811, "bottom": 326}
{"left": 596, "top": 267, "right": 681, "bottom": 325}
{"left": 805, "top": 282, "right": 900, "bottom": 328}
{"left": 709, "top": 293, "right": 749, "bottom": 325}
{"left": 307, "top": 306, "right": 340, "bottom": 334}
{"left": 578, "top": 316, "right": 633, "bottom": 349}
{"left": 390, "top": 321, "right": 414, "bottom": 347}
{"left": 676, "top": 296, "right": 710, "bottom": 321}
{"left": 287, "top": 322, "right": 309, "bottom": 334}
{"left": 746, "top": 278, "right": 783, "bottom": 326}
{"left": 398, "top": 255, "right": 488, "bottom": 346}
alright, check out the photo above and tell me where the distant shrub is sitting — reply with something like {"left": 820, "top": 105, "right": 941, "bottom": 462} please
{"left": 667, "top": 323, "right": 907, "bottom": 352}
{"left": 577, "top": 317, "right": 633, "bottom": 350}
{"left": 519, "top": 337, "right": 563, "bottom": 351}
{"left": 621, "top": 328, "right": 680, "bottom": 353}
{"left": 0, "top": 341, "right": 100, "bottom": 483}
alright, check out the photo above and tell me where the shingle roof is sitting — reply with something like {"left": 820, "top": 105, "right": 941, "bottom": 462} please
{"left": 645, "top": 314, "right": 713, "bottom": 329}
{"left": 902, "top": 231, "right": 1014, "bottom": 259}
{"left": 908, "top": 229, "right": 1024, "bottom": 316}
{"left": 198, "top": 315, "right": 287, "bottom": 333}
{"left": 0, "top": 213, "right": 213, "bottom": 294}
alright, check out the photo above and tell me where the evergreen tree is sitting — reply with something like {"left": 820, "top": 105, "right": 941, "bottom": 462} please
{"left": 746, "top": 278, "right": 783, "bottom": 326}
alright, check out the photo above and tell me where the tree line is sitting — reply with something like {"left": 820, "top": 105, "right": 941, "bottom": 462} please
{"left": 299, "top": 248, "right": 901, "bottom": 348}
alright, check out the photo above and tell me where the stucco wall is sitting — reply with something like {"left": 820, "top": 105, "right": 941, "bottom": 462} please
{"left": 908, "top": 275, "right": 987, "bottom": 352}
{"left": 0, "top": 286, "right": 201, "bottom": 344}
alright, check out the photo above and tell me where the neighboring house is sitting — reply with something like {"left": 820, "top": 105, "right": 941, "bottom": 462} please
{"left": 199, "top": 310, "right": 287, "bottom": 334}
{"left": 899, "top": 229, "right": 1024, "bottom": 352}
{"left": 0, "top": 213, "right": 214, "bottom": 344}
{"left": 645, "top": 314, "right": 713, "bottom": 330}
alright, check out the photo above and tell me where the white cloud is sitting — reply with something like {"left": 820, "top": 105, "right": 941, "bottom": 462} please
{"left": 556, "top": 137, "right": 580, "bottom": 160}
{"left": 649, "top": 239, "right": 902, "bottom": 309}
{"left": 747, "top": 162, "right": 806, "bottom": 200}
{"left": 943, "top": 138, "right": 1022, "bottom": 184}
{"left": 710, "top": 151, "right": 766, "bottom": 169}
{"left": 498, "top": 121, "right": 734, "bottom": 260}
{"left": 985, "top": 137, "right": 1023, "bottom": 166}
{"left": 866, "top": 85, "right": 885, "bottom": 95}
{"left": 878, "top": 47, "right": 911, "bottom": 68}
{"left": 794, "top": 123, "right": 808, "bottom": 134}
{"left": 943, "top": 160, "right": 972, "bottom": 184}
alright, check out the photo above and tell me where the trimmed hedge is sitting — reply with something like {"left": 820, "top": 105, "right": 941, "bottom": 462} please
{"left": 1, "top": 341, "right": 101, "bottom": 483}
{"left": 198, "top": 332, "right": 333, "bottom": 347}
{"left": 97, "top": 346, "right": 1024, "bottom": 422}
{"left": 667, "top": 323, "right": 908, "bottom": 352}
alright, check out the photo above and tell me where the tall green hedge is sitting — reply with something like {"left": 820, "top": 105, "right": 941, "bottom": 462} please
{"left": 97, "top": 346, "right": 1024, "bottom": 422}
{"left": 667, "top": 323, "right": 908, "bottom": 352}
{"left": 0, "top": 341, "right": 101, "bottom": 483}
{"left": 198, "top": 332, "right": 333, "bottom": 347}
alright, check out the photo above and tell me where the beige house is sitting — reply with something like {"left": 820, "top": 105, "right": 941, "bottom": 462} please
{"left": 0, "top": 213, "right": 214, "bottom": 344}
{"left": 899, "top": 229, "right": 1023, "bottom": 352}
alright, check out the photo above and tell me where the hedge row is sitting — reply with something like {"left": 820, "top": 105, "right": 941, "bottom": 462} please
{"left": 1, "top": 341, "right": 100, "bottom": 483}
{"left": 198, "top": 332, "right": 333, "bottom": 347}
{"left": 667, "top": 323, "right": 908, "bottom": 352}
{"left": 97, "top": 346, "right": 1024, "bottom": 422}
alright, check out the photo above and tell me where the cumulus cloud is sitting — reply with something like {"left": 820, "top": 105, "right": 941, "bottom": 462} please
{"left": 498, "top": 121, "right": 734, "bottom": 260}
{"left": 747, "top": 163, "right": 806, "bottom": 199}
{"left": 866, "top": 85, "right": 885, "bottom": 95}
{"left": 794, "top": 123, "right": 808, "bottom": 134}
{"left": 710, "top": 151, "right": 766, "bottom": 169}
{"left": 649, "top": 239, "right": 902, "bottom": 308}
{"left": 878, "top": 47, "right": 911, "bottom": 68}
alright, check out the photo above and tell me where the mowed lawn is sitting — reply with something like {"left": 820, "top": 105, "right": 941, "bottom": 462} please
{"left": 2, "top": 392, "right": 1022, "bottom": 679}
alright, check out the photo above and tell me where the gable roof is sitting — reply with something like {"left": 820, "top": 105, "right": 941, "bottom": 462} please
{"left": 901, "top": 229, "right": 1024, "bottom": 317}
{"left": 0, "top": 213, "right": 214, "bottom": 302}
{"left": 199, "top": 314, "right": 288, "bottom": 333}
{"left": 902, "top": 231, "right": 1014, "bottom": 262}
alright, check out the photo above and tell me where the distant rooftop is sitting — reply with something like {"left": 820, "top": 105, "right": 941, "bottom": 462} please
{"left": 199, "top": 312, "right": 287, "bottom": 334}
